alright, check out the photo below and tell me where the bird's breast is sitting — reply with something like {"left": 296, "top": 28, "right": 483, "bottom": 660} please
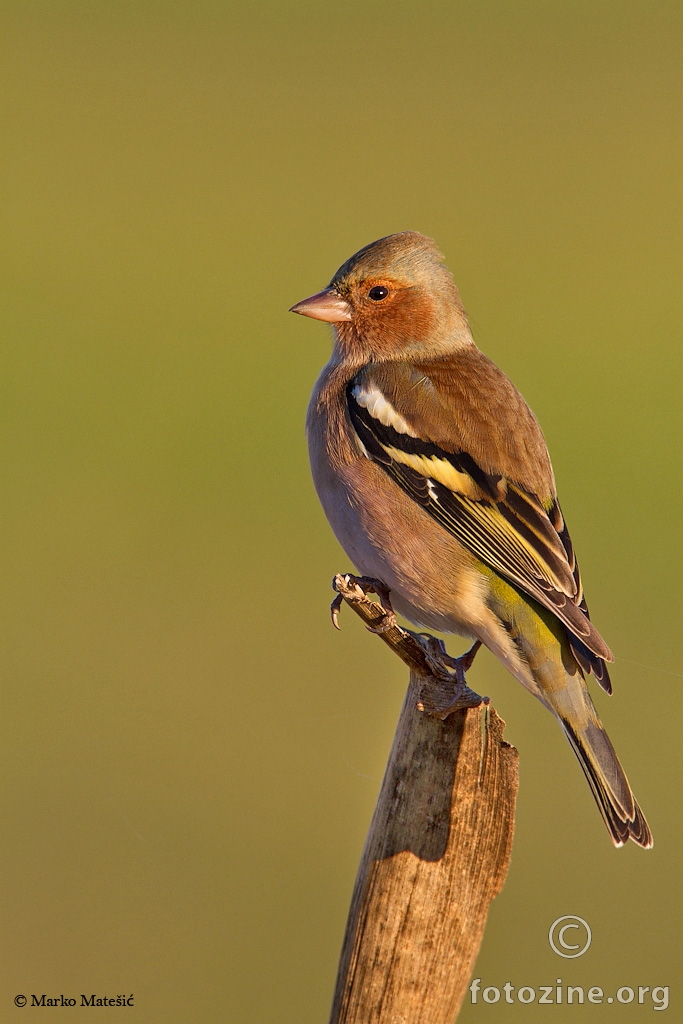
{"left": 306, "top": 374, "right": 488, "bottom": 636}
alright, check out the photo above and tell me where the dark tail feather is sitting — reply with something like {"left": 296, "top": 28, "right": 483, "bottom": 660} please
{"left": 569, "top": 634, "right": 613, "bottom": 694}
{"left": 561, "top": 720, "right": 652, "bottom": 848}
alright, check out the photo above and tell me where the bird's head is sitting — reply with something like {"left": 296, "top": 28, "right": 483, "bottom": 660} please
{"left": 290, "top": 231, "right": 473, "bottom": 362}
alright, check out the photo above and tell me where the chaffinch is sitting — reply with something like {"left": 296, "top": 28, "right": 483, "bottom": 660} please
{"left": 291, "top": 231, "right": 651, "bottom": 848}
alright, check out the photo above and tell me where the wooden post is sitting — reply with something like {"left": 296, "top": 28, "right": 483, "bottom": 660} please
{"left": 328, "top": 575, "right": 519, "bottom": 1024}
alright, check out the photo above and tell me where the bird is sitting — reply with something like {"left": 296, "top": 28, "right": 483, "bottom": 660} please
{"left": 290, "top": 231, "right": 651, "bottom": 849}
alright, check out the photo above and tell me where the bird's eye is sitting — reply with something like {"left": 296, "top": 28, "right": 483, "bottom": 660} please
{"left": 368, "top": 285, "right": 389, "bottom": 301}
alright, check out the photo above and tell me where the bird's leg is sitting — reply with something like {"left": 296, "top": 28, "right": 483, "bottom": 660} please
{"left": 330, "top": 574, "right": 398, "bottom": 634}
{"left": 408, "top": 634, "right": 486, "bottom": 715}
{"left": 438, "top": 639, "right": 482, "bottom": 683}
{"left": 330, "top": 577, "right": 486, "bottom": 716}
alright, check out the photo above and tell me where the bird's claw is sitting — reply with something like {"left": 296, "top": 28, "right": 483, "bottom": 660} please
{"left": 330, "top": 592, "right": 344, "bottom": 630}
{"left": 441, "top": 639, "right": 482, "bottom": 682}
{"left": 409, "top": 634, "right": 487, "bottom": 716}
{"left": 330, "top": 574, "right": 398, "bottom": 633}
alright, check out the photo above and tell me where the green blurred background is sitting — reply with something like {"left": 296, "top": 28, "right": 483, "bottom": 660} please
{"left": 2, "top": 1, "right": 681, "bottom": 1020}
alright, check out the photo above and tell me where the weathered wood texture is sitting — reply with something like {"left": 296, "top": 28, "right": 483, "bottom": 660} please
{"left": 329, "top": 576, "right": 519, "bottom": 1024}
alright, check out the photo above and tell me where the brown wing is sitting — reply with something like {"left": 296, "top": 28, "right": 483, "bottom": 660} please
{"left": 348, "top": 357, "right": 613, "bottom": 686}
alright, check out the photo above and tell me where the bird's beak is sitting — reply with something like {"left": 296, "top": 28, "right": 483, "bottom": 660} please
{"left": 289, "top": 288, "right": 353, "bottom": 323}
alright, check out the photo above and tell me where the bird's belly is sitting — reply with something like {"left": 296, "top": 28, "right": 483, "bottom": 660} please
{"left": 312, "top": 453, "right": 487, "bottom": 637}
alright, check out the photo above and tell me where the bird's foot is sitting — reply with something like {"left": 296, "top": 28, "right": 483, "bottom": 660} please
{"left": 409, "top": 634, "right": 487, "bottom": 718}
{"left": 331, "top": 574, "right": 398, "bottom": 634}
{"left": 435, "top": 638, "right": 482, "bottom": 682}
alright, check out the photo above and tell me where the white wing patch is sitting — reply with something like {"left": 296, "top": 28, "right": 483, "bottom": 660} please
{"left": 350, "top": 384, "right": 417, "bottom": 437}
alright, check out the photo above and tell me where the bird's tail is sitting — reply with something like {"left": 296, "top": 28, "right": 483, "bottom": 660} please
{"left": 528, "top": 653, "right": 652, "bottom": 848}
{"left": 485, "top": 576, "right": 653, "bottom": 847}
{"left": 559, "top": 715, "right": 652, "bottom": 848}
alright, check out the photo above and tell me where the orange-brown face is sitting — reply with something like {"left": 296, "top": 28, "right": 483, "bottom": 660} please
{"left": 289, "top": 231, "right": 468, "bottom": 360}
{"left": 335, "top": 276, "right": 438, "bottom": 356}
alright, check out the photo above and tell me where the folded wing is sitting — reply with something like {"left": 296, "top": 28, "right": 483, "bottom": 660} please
{"left": 348, "top": 369, "right": 613, "bottom": 687}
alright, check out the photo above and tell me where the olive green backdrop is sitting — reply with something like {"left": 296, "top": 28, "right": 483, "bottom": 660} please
{"left": 2, "top": 2, "right": 681, "bottom": 1021}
